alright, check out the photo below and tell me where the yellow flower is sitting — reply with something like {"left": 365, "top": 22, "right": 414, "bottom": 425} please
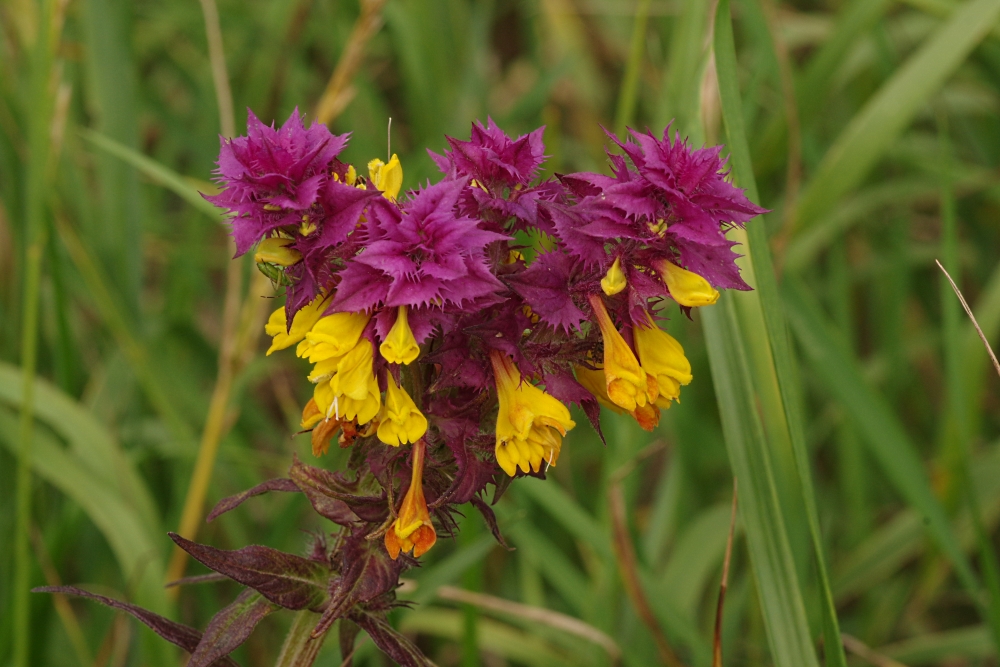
{"left": 588, "top": 294, "right": 653, "bottom": 412}
{"left": 385, "top": 440, "right": 437, "bottom": 559}
{"left": 312, "top": 339, "right": 382, "bottom": 425}
{"left": 368, "top": 154, "right": 403, "bottom": 201}
{"left": 377, "top": 379, "right": 428, "bottom": 446}
{"left": 654, "top": 258, "right": 719, "bottom": 307}
{"left": 600, "top": 257, "right": 627, "bottom": 296}
{"left": 633, "top": 310, "right": 692, "bottom": 408}
{"left": 575, "top": 364, "right": 661, "bottom": 431}
{"left": 380, "top": 306, "right": 420, "bottom": 365}
{"left": 490, "top": 351, "right": 576, "bottom": 476}
{"left": 574, "top": 365, "right": 624, "bottom": 414}
{"left": 299, "top": 311, "right": 370, "bottom": 362}
{"left": 264, "top": 295, "right": 327, "bottom": 356}
{"left": 254, "top": 237, "right": 302, "bottom": 266}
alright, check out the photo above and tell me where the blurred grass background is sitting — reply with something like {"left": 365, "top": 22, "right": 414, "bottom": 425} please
{"left": 4, "top": 0, "right": 1000, "bottom": 665}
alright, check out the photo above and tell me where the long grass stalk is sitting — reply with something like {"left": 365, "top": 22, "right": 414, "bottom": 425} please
{"left": 713, "top": 2, "right": 847, "bottom": 664}
{"left": 613, "top": 0, "right": 651, "bottom": 136}
{"left": 13, "top": 2, "right": 57, "bottom": 664}
{"left": 167, "top": 0, "right": 243, "bottom": 588}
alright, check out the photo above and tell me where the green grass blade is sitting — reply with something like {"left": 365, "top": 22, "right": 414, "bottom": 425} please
{"left": 783, "top": 278, "right": 983, "bottom": 603}
{"left": 80, "top": 129, "right": 223, "bottom": 222}
{"left": 794, "top": 0, "right": 1000, "bottom": 228}
{"left": 0, "top": 409, "right": 169, "bottom": 617}
{"left": 701, "top": 297, "right": 820, "bottom": 667}
{"left": 715, "top": 3, "right": 847, "bottom": 664}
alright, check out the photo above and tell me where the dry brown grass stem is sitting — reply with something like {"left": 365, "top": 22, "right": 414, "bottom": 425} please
{"left": 712, "top": 478, "right": 737, "bottom": 667}
{"left": 437, "top": 585, "right": 622, "bottom": 663}
{"left": 937, "top": 259, "right": 1000, "bottom": 379}
{"left": 314, "top": 0, "right": 388, "bottom": 125}
{"left": 608, "top": 480, "right": 686, "bottom": 667}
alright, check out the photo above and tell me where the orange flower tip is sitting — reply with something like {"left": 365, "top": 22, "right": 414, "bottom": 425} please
{"left": 311, "top": 418, "right": 341, "bottom": 457}
{"left": 384, "top": 531, "right": 402, "bottom": 560}
{"left": 632, "top": 404, "right": 660, "bottom": 431}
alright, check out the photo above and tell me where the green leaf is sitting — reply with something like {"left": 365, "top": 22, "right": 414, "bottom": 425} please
{"left": 794, "top": 0, "right": 1000, "bottom": 228}
{"left": 783, "top": 278, "right": 983, "bottom": 605}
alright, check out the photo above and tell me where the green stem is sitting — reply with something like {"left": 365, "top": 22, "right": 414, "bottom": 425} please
{"left": 13, "top": 238, "right": 45, "bottom": 667}
{"left": 614, "top": 0, "right": 652, "bottom": 136}
{"left": 274, "top": 610, "right": 327, "bottom": 667}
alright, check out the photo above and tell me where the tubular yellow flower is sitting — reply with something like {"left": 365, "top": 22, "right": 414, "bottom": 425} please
{"left": 377, "top": 379, "right": 428, "bottom": 446}
{"left": 600, "top": 257, "right": 627, "bottom": 296}
{"left": 588, "top": 294, "right": 651, "bottom": 412}
{"left": 576, "top": 364, "right": 661, "bottom": 431}
{"left": 634, "top": 310, "right": 692, "bottom": 408}
{"left": 254, "top": 237, "right": 302, "bottom": 266}
{"left": 312, "top": 339, "right": 382, "bottom": 425}
{"left": 490, "top": 351, "right": 576, "bottom": 477}
{"left": 368, "top": 154, "right": 403, "bottom": 201}
{"left": 264, "top": 295, "right": 327, "bottom": 356}
{"left": 299, "top": 311, "right": 370, "bottom": 362}
{"left": 385, "top": 440, "right": 436, "bottom": 559}
{"left": 574, "top": 365, "right": 624, "bottom": 414}
{"left": 380, "top": 306, "right": 420, "bottom": 365}
{"left": 654, "top": 258, "right": 720, "bottom": 307}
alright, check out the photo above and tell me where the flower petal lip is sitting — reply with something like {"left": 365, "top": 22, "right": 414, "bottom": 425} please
{"left": 588, "top": 294, "right": 649, "bottom": 412}
{"left": 377, "top": 379, "right": 428, "bottom": 447}
{"left": 379, "top": 306, "right": 420, "bottom": 365}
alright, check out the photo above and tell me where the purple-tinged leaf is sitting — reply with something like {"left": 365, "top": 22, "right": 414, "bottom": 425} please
{"left": 207, "top": 478, "right": 300, "bottom": 523}
{"left": 470, "top": 496, "right": 509, "bottom": 549}
{"left": 289, "top": 457, "right": 387, "bottom": 524}
{"left": 169, "top": 534, "right": 330, "bottom": 610}
{"left": 188, "top": 590, "right": 279, "bottom": 667}
{"left": 349, "top": 610, "right": 436, "bottom": 667}
{"left": 312, "top": 532, "right": 406, "bottom": 637}
{"left": 32, "top": 586, "right": 240, "bottom": 667}
{"left": 506, "top": 251, "right": 587, "bottom": 333}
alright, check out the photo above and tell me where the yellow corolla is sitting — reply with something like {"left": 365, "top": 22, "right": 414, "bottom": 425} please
{"left": 490, "top": 351, "right": 575, "bottom": 476}
{"left": 654, "top": 258, "right": 719, "bottom": 307}
{"left": 588, "top": 294, "right": 655, "bottom": 412}
{"left": 368, "top": 154, "right": 403, "bottom": 201}
{"left": 600, "top": 257, "right": 627, "bottom": 296}
{"left": 385, "top": 440, "right": 437, "bottom": 559}
{"left": 380, "top": 306, "right": 420, "bottom": 365}
{"left": 633, "top": 310, "right": 692, "bottom": 408}
{"left": 377, "top": 379, "right": 428, "bottom": 446}
{"left": 264, "top": 294, "right": 327, "bottom": 356}
{"left": 576, "top": 363, "right": 661, "bottom": 431}
{"left": 312, "top": 339, "right": 382, "bottom": 425}
{"left": 299, "top": 311, "right": 370, "bottom": 362}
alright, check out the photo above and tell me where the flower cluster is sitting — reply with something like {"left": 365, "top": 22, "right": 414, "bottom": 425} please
{"left": 50, "top": 112, "right": 764, "bottom": 667}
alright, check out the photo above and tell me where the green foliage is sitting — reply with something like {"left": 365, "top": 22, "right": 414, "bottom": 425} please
{"left": 3, "top": 0, "right": 1000, "bottom": 665}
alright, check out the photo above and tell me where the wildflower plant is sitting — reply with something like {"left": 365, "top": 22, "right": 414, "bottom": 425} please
{"left": 43, "top": 111, "right": 764, "bottom": 666}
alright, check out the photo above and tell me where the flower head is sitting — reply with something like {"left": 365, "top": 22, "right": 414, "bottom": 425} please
{"left": 311, "top": 338, "right": 381, "bottom": 425}
{"left": 385, "top": 440, "right": 437, "bottom": 559}
{"left": 332, "top": 179, "right": 509, "bottom": 312}
{"left": 491, "top": 351, "right": 576, "bottom": 476}
{"left": 433, "top": 118, "right": 546, "bottom": 189}
{"left": 377, "top": 379, "right": 428, "bottom": 446}
{"left": 206, "top": 109, "right": 349, "bottom": 256}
